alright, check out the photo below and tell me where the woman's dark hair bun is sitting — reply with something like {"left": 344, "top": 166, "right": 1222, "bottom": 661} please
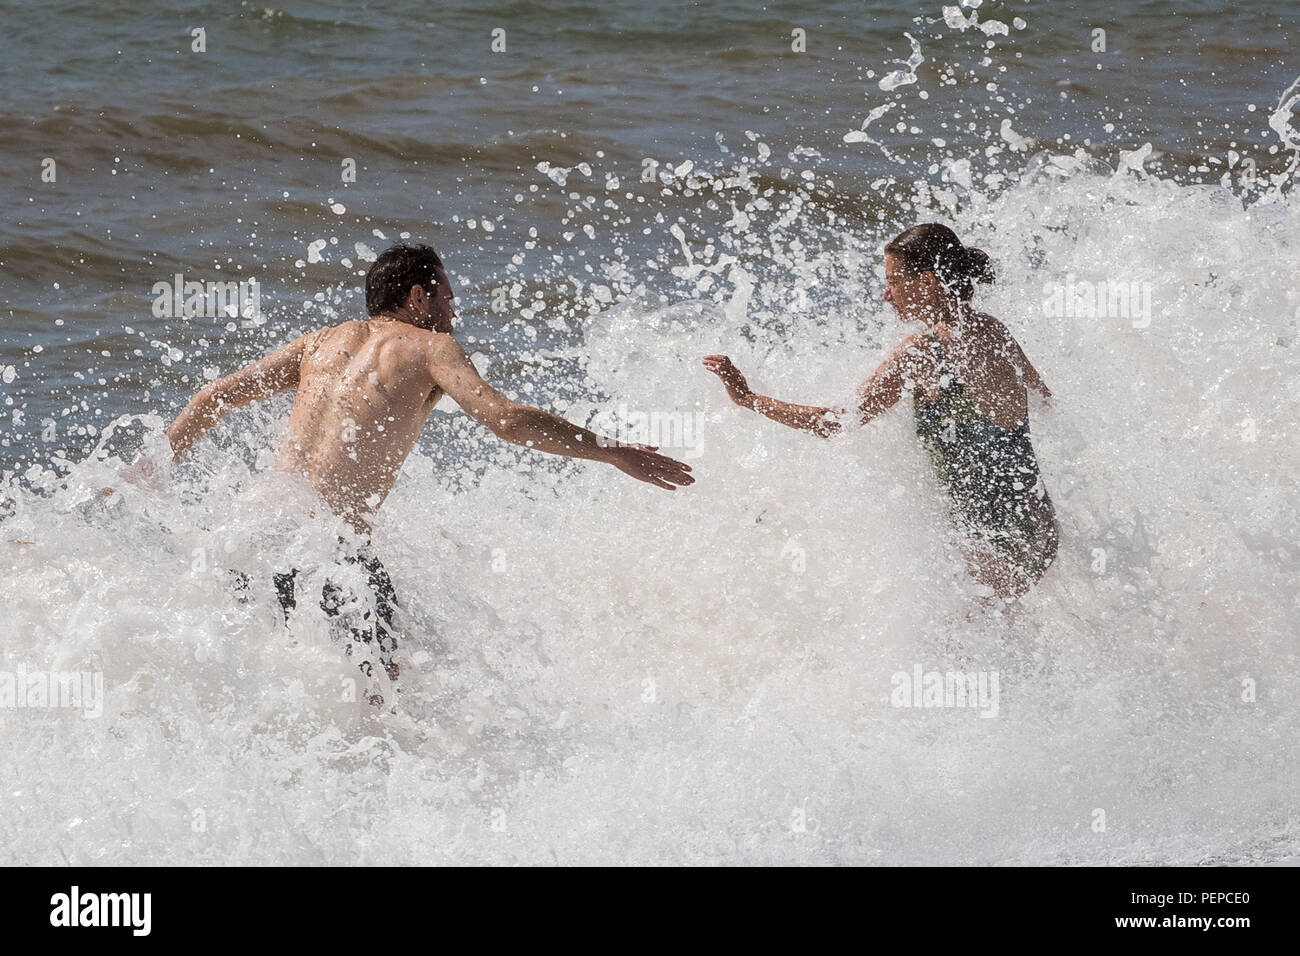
{"left": 963, "top": 247, "right": 995, "bottom": 285}
{"left": 885, "top": 223, "right": 995, "bottom": 301}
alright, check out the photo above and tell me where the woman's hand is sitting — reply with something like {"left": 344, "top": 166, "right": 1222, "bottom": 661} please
{"left": 704, "top": 354, "right": 843, "bottom": 437}
{"left": 702, "top": 355, "right": 755, "bottom": 409}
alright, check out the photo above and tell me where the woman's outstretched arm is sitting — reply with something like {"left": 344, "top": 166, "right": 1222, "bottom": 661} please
{"left": 704, "top": 335, "right": 929, "bottom": 438}
{"left": 702, "top": 355, "right": 844, "bottom": 438}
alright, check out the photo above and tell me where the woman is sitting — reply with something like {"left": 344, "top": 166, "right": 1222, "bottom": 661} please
{"left": 703, "top": 223, "right": 1058, "bottom": 601}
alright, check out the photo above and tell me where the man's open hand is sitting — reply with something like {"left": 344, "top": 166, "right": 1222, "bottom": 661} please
{"left": 605, "top": 443, "right": 694, "bottom": 490}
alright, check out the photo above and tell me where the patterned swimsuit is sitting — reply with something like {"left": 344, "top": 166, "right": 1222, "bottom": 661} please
{"left": 911, "top": 333, "right": 1059, "bottom": 584}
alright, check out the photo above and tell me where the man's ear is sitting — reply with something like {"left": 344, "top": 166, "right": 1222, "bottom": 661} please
{"left": 405, "top": 283, "right": 429, "bottom": 312}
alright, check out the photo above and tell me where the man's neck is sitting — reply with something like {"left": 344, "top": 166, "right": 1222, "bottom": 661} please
{"left": 369, "top": 310, "right": 424, "bottom": 328}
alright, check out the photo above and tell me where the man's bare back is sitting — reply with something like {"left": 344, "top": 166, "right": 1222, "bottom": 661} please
{"left": 280, "top": 320, "right": 447, "bottom": 533}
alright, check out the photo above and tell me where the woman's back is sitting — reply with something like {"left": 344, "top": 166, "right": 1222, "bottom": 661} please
{"left": 911, "top": 312, "right": 1033, "bottom": 430}
{"left": 910, "top": 316, "right": 1058, "bottom": 587}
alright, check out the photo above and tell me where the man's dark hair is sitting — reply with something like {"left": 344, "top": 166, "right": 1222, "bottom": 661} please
{"left": 365, "top": 243, "right": 445, "bottom": 316}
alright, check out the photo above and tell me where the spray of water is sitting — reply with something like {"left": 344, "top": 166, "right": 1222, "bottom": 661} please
{"left": 3, "top": 10, "right": 1298, "bottom": 864}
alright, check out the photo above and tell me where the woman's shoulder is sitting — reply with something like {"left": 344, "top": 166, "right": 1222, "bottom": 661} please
{"left": 967, "top": 312, "right": 1022, "bottom": 350}
{"left": 878, "top": 330, "right": 945, "bottom": 383}
{"left": 893, "top": 329, "right": 941, "bottom": 359}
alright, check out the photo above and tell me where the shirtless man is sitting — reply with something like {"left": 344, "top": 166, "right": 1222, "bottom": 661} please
{"left": 154, "top": 243, "right": 694, "bottom": 679}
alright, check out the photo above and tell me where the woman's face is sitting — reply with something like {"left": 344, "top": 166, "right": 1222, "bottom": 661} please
{"left": 884, "top": 252, "right": 942, "bottom": 323}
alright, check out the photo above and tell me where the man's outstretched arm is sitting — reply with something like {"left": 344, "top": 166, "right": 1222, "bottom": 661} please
{"left": 430, "top": 335, "right": 693, "bottom": 490}
{"left": 166, "top": 330, "right": 321, "bottom": 460}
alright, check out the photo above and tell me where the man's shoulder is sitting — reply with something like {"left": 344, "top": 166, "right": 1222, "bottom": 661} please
{"left": 302, "top": 320, "right": 364, "bottom": 351}
{"left": 424, "top": 330, "right": 465, "bottom": 359}
{"left": 330, "top": 319, "right": 451, "bottom": 346}
{"left": 311, "top": 319, "right": 365, "bottom": 341}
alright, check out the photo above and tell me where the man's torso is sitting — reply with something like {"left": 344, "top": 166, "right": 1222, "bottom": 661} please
{"left": 277, "top": 320, "right": 444, "bottom": 531}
